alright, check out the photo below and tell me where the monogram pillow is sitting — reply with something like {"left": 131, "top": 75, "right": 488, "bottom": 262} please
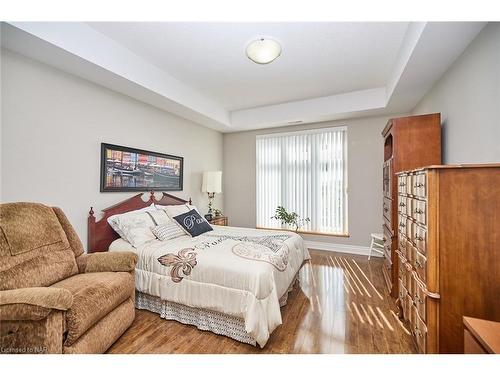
{"left": 173, "top": 209, "right": 213, "bottom": 237}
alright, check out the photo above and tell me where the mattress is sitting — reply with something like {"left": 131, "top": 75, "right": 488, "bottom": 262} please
{"left": 109, "top": 225, "right": 310, "bottom": 347}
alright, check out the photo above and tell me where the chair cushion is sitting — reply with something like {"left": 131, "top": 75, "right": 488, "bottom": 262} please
{"left": 51, "top": 271, "right": 135, "bottom": 346}
{"left": 0, "top": 203, "right": 78, "bottom": 290}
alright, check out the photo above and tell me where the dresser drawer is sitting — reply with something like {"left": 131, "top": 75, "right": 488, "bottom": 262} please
{"left": 383, "top": 250, "right": 392, "bottom": 272}
{"left": 403, "top": 292, "right": 412, "bottom": 321}
{"left": 383, "top": 160, "right": 392, "bottom": 198}
{"left": 413, "top": 277, "right": 427, "bottom": 322}
{"left": 398, "top": 175, "right": 407, "bottom": 195}
{"left": 398, "top": 213, "right": 407, "bottom": 237}
{"left": 406, "top": 216, "right": 414, "bottom": 240}
{"left": 383, "top": 224, "right": 393, "bottom": 241}
{"left": 384, "top": 242, "right": 392, "bottom": 261}
{"left": 413, "top": 172, "right": 427, "bottom": 198}
{"left": 406, "top": 262, "right": 414, "bottom": 298}
{"left": 383, "top": 235, "right": 392, "bottom": 272}
{"left": 413, "top": 224, "right": 427, "bottom": 254}
{"left": 415, "top": 250, "right": 427, "bottom": 282}
{"left": 398, "top": 195, "right": 407, "bottom": 214}
{"left": 406, "top": 241, "right": 417, "bottom": 269}
{"left": 398, "top": 252, "right": 406, "bottom": 279}
{"left": 399, "top": 236, "right": 408, "bottom": 259}
{"left": 410, "top": 304, "right": 418, "bottom": 337}
{"left": 414, "top": 310, "right": 428, "bottom": 353}
{"left": 413, "top": 199, "right": 427, "bottom": 226}
{"left": 383, "top": 197, "right": 392, "bottom": 225}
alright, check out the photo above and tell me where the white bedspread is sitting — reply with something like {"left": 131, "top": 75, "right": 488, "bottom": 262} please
{"left": 109, "top": 225, "right": 310, "bottom": 347}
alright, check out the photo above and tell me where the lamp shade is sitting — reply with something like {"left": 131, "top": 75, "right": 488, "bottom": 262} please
{"left": 202, "top": 171, "right": 222, "bottom": 193}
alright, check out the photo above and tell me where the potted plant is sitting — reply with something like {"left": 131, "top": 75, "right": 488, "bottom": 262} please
{"left": 271, "top": 206, "right": 310, "bottom": 232}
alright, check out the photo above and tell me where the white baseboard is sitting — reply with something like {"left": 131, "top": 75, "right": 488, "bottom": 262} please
{"left": 304, "top": 240, "right": 382, "bottom": 258}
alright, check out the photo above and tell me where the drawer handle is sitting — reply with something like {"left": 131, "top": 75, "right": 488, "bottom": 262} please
{"left": 414, "top": 209, "right": 424, "bottom": 214}
{"left": 415, "top": 235, "right": 424, "bottom": 241}
{"left": 415, "top": 260, "right": 423, "bottom": 268}
{"left": 399, "top": 202, "right": 406, "bottom": 207}
{"left": 384, "top": 207, "right": 389, "bottom": 213}
{"left": 414, "top": 183, "right": 424, "bottom": 188}
{"left": 399, "top": 182, "right": 406, "bottom": 187}
{"left": 399, "top": 223, "right": 405, "bottom": 227}
{"left": 415, "top": 296, "right": 424, "bottom": 304}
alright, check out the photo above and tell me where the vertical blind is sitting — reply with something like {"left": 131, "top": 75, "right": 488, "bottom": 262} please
{"left": 256, "top": 126, "right": 348, "bottom": 234}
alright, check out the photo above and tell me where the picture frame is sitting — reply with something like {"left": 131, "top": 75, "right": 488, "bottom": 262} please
{"left": 100, "top": 143, "right": 183, "bottom": 192}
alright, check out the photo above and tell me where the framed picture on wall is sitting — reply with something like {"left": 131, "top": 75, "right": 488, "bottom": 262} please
{"left": 100, "top": 143, "right": 183, "bottom": 192}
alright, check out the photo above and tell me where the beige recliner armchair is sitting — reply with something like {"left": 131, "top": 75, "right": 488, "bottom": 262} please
{"left": 0, "top": 202, "right": 137, "bottom": 353}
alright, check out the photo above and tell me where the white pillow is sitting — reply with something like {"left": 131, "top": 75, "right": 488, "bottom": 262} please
{"left": 108, "top": 208, "right": 170, "bottom": 247}
{"left": 158, "top": 203, "right": 202, "bottom": 218}
{"left": 152, "top": 221, "right": 187, "bottom": 241}
{"left": 107, "top": 203, "right": 156, "bottom": 238}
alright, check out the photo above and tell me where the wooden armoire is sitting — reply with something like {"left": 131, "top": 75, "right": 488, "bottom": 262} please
{"left": 381, "top": 113, "right": 441, "bottom": 298}
{"left": 396, "top": 164, "right": 500, "bottom": 353}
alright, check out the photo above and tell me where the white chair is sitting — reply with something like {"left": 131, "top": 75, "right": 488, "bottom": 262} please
{"left": 368, "top": 233, "right": 385, "bottom": 260}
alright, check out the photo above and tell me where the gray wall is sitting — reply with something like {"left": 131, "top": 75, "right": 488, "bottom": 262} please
{"left": 412, "top": 22, "right": 500, "bottom": 163}
{"left": 1, "top": 49, "right": 224, "bottom": 249}
{"left": 224, "top": 115, "right": 404, "bottom": 247}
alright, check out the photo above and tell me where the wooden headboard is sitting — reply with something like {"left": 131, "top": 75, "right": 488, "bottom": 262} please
{"left": 87, "top": 191, "right": 191, "bottom": 253}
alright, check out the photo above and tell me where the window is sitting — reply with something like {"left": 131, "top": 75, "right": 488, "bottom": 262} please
{"left": 256, "top": 126, "right": 348, "bottom": 235}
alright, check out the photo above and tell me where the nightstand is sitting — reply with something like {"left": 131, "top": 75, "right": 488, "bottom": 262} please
{"left": 209, "top": 216, "right": 228, "bottom": 226}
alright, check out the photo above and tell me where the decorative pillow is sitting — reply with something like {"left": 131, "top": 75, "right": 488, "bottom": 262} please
{"left": 158, "top": 204, "right": 202, "bottom": 218}
{"left": 107, "top": 204, "right": 156, "bottom": 238}
{"left": 152, "top": 221, "right": 186, "bottom": 241}
{"left": 173, "top": 209, "right": 213, "bottom": 237}
{"left": 108, "top": 209, "right": 170, "bottom": 247}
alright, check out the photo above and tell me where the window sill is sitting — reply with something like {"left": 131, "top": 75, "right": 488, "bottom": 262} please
{"left": 256, "top": 226, "right": 350, "bottom": 238}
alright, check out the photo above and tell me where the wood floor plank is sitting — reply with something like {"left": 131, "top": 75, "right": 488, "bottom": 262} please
{"left": 107, "top": 250, "right": 416, "bottom": 354}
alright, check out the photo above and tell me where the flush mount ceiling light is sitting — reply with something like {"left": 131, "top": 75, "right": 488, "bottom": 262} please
{"left": 246, "top": 38, "right": 282, "bottom": 64}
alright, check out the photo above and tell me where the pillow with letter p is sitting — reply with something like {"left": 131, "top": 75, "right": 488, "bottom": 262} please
{"left": 173, "top": 209, "right": 213, "bottom": 237}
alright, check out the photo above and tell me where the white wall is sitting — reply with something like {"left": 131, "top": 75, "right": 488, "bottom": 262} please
{"left": 412, "top": 22, "right": 500, "bottom": 163}
{"left": 223, "top": 114, "right": 404, "bottom": 247}
{"left": 1, "top": 49, "right": 224, "bottom": 249}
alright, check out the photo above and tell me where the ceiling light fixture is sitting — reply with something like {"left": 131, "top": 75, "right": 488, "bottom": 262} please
{"left": 246, "top": 38, "right": 282, "bottom": 65}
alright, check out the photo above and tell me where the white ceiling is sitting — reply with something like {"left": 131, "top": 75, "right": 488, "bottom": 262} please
{"left": 87, "top": 22, "right": 409, "bottom": 111}
{"left": 1, "top": 22, "right": 487, "bottom": 132}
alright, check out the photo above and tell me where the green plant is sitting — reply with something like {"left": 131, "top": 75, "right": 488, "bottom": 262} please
{"left": 271, "top": 206, "right": 310, "bottom": 232}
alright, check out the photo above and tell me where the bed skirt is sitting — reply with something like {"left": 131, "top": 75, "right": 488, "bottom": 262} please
{"left": 135, "top": 276, "right": 298, "bottom": 347}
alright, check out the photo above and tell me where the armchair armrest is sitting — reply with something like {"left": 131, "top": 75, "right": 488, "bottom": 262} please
{"left": 0, "top": 287, "right": 73, "bottom": 321}
{"left": 76, "top": 251, "right": 137, "bottom": 274}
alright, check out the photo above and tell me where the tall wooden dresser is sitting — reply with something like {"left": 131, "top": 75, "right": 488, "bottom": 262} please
{"left": 382, "top": 114, "right": 441, "bottom": 297}
{"left": 396, "top": 164, "right": 500, "bottom": 353}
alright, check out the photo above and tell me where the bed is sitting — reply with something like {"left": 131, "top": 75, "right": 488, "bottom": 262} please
{"left": 88, "top": 192, "right": 310, "bottom": 347}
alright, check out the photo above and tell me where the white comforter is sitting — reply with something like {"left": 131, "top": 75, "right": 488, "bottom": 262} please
{"left": 109, "top": 225, "right": 310, "bottom": 347}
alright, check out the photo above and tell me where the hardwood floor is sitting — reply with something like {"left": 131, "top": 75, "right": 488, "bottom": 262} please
{"left": 108, "top": 250, "right": 416, "bottom": 354}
